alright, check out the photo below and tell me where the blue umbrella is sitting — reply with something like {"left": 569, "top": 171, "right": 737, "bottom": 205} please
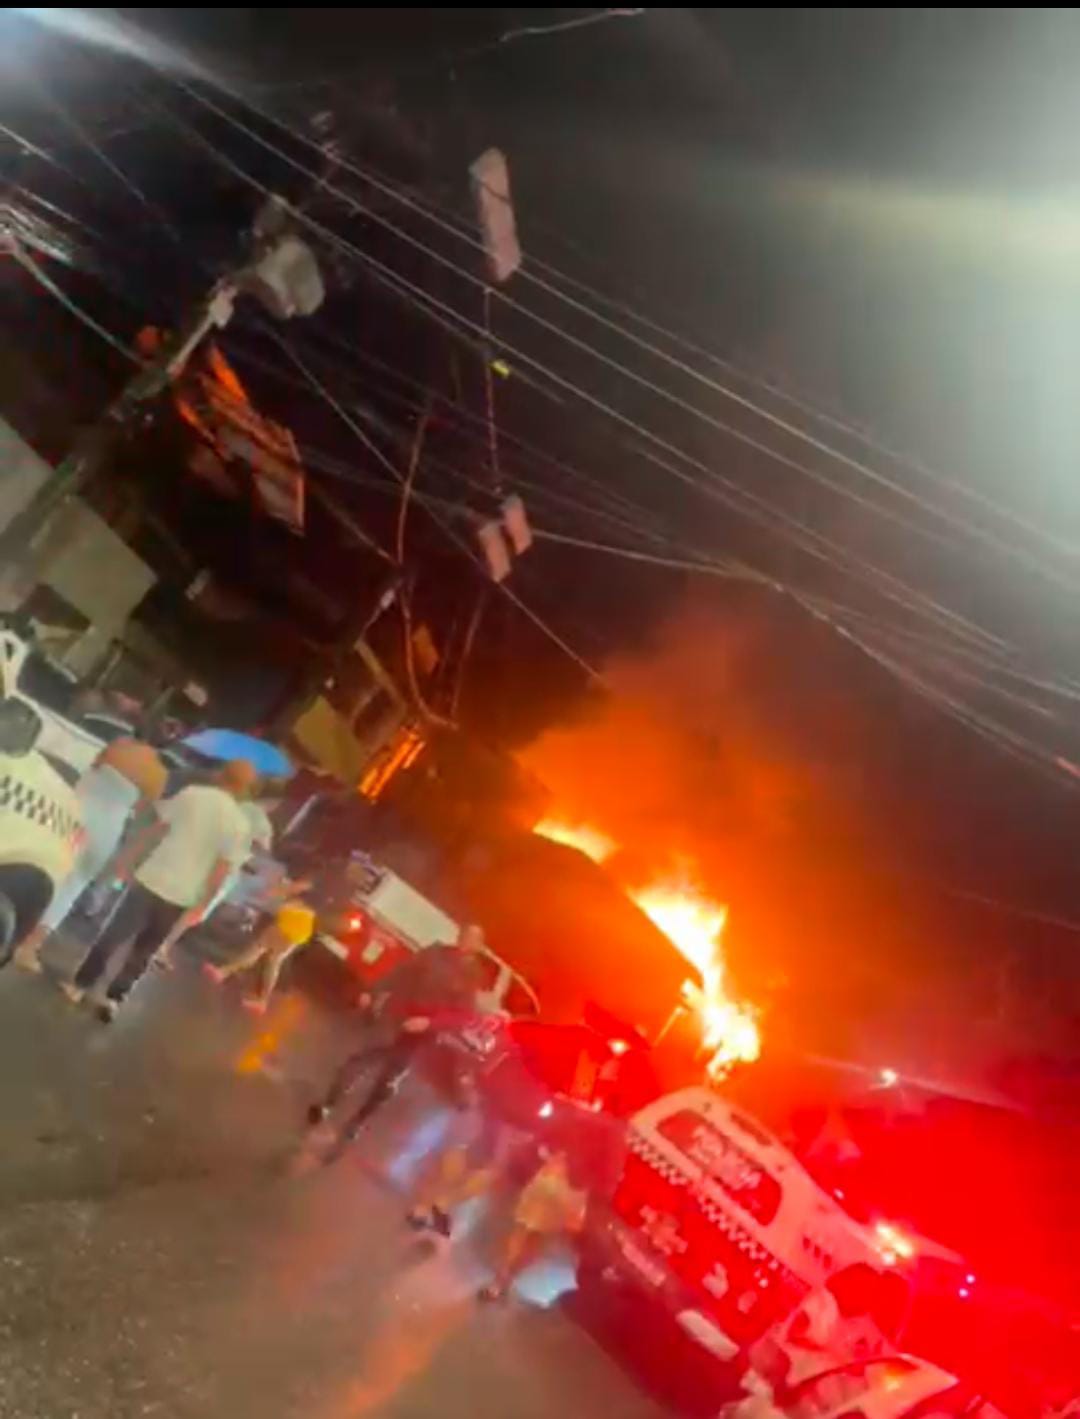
{"left": 181, "top": 728, "right": 292, "bottom": 779}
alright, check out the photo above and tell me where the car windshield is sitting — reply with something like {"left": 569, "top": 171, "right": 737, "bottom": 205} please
{"left": 18, "top": 650, "right": 77, "bottom": 715}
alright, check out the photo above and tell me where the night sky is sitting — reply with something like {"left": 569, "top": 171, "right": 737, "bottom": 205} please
{"left": 3, "top": 9, "right": 1079, "bottom": 1095}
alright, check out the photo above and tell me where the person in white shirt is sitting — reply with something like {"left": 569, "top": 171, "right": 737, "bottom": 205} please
{"left": 203, "top": 794, "right": 275, "bottom": 924}
{"left": 13, "top": 738, "right": 167, "bottom": 973}
{"left": 62, "top": 760, "right": 255, "bottom": 1021}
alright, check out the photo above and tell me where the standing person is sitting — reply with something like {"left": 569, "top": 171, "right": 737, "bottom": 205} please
{"left": 61, "top": 759, "right": 255, "bottom": 1021}
{"left": 202, "top": 877, "right": 315, "bottom": 1014}
{"left": 203, "top": 792, "right": 276, "bottom": 924}
{"left": 476, "top": 1098, "right": 624, "bottom": 1302}
{"left": 13, "top": 739, "right": 167, "bottom": 973}
{"left": 478, "top": 1145, "right": 589, "bottom": 1302}
{"left": 306, "top": 924, "right": 488, "bottom": 1152}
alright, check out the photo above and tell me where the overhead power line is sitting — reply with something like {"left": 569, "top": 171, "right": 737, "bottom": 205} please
{"left": 223, "top": 330, "right": 724, "bottom": 557}
{"left": 24, "top": 43, "right": 1080, "bottom": 784}
{"left": 282, "top": 123, "right": 1075, "bottom": 565}
{"left": 277, "top": 429, "right": 1080, "bottom": 788}
{"left": 218, "top": 340, "right": 1079, "bottom": 764}
{"left": 130, "top": 78, "right": 994, "bottom": 658}
{"left": 175, "top": 84, "right": 1017, "bottom": 565}
{"left": 205, "top": 77, "right": 1080, "bottom": 579}
{"left": 230, "top": 329, "right": 1080, "bottom": 716}
{"left": 15, "top": 68, "right": 181, "bottom": 246}
{"left": 181, "top": 337, "right": 1080, "bottom": 781}
{"left": 113, "top": 87, "right": 1049, "bottom": 688}
{"left": 265, "top": 327, "right": 605, "bottom": 686}
{"left": 156, "top": 77, "right": 1065, "bottom": 667}
{"left": 1, "top": 230, "right": 142, "bottom": 362}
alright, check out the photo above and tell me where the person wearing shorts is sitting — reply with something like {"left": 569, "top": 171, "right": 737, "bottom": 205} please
{"left": 478, "top": 1147, "right": 589, "bottom": 1302}
{"left": 203, "top": 888, "right": 314, "bottom": 1014}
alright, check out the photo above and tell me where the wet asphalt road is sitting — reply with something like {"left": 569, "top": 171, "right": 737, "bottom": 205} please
{"left": 0, "top": 932, "right": 672, "bottom": 1419}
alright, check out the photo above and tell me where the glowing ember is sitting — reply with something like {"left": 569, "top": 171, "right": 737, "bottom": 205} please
{"left": 534, "top": 817, "right": 616, "bottom": 864}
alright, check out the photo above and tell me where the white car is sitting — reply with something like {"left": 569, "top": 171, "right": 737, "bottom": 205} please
{"left": 0, "top": 635, "right": 83, "bottom": 956}
{"left": 0, "top": 630, "right": 131, "bottom": 779}
{"left": 725, "top": 1354, "right": 1010, "bottom": 1419}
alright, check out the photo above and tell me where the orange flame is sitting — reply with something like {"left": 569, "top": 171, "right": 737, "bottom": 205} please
{"left": 631, "top": 876, "right": 760, "bottom": 1078}
{"left": 629, "top": 879, "right": 728, "bottom": 979}
{"left": 534, "top": 817, "right": 616, "bottom": 864}
{"left": 533, "top": 818, "right": 761, "bottom": 1077}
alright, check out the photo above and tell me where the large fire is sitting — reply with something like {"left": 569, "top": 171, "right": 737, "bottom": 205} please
{"left": 533, "top": 820, "right": 761, "bottom": 1078}
{"left": 629, "top": 880, "right": 728, "bottom": 979}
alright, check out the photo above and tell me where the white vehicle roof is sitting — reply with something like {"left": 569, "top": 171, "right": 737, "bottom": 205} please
{"left": 630, "top": 1086, "right": 895, "bottom": 1289}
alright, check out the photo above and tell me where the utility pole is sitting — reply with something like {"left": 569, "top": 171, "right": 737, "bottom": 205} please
{"left": 0, "top": 199, "right": 324, "bottom": 596}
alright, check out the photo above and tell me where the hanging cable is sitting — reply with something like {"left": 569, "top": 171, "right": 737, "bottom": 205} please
{"left": 284, "top": 438, "right": 1080, "bottom": 774}
{"left": 222, "top": 331, "right": 713, "bottom": 557}
{"left": 15, "top": 68, "right": 181, "bottom": 245}
{"left": 143, "top": 80, "right": 1037, "bottom": 659}
{"left": 174, "top": 80, "right": 1040, "bottom": 574}
{"left": 191, "top": 75, "right": 1079, "bottom": 576}
{"left": 295, "top": 131, "right": 1074, "bottom": 563}
{"left": 266, "top": 328, "right": 605, "bottom": 686}
{"left": 1, "top": 230, "right": 142, "bottom": 363}
{"left": 227, "top": 320, "right": 1080, "bottom": 769}
{"left": 61, "top": 69, "right": 1080, "bottom": 766}
{"left": 231, "top": 319, "right": 674, "bottom": 537}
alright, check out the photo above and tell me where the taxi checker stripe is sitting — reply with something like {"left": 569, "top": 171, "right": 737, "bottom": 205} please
{"left": 632, "top": 1132, "right": 803, "bottom": 1289}
{"left": 632, "top": 1135, "right": 762, "bottom": 1253}
{"left": 0, "top": 773, "right": 80, "bottom": 841}
{"left": 629, "top": 1133, "right": 688, "bottom": 1185}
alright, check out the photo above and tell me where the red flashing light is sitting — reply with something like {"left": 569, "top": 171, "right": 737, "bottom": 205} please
{"left": 608, "top": 1038, "right": 630, "bottom": 1056}
{"left": 348, "top": 914, "right": 363, "bottom": 932}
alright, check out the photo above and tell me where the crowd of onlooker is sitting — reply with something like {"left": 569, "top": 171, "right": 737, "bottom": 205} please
{"left": 13, "top": 737, "right": 304, "bottom": 1019}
